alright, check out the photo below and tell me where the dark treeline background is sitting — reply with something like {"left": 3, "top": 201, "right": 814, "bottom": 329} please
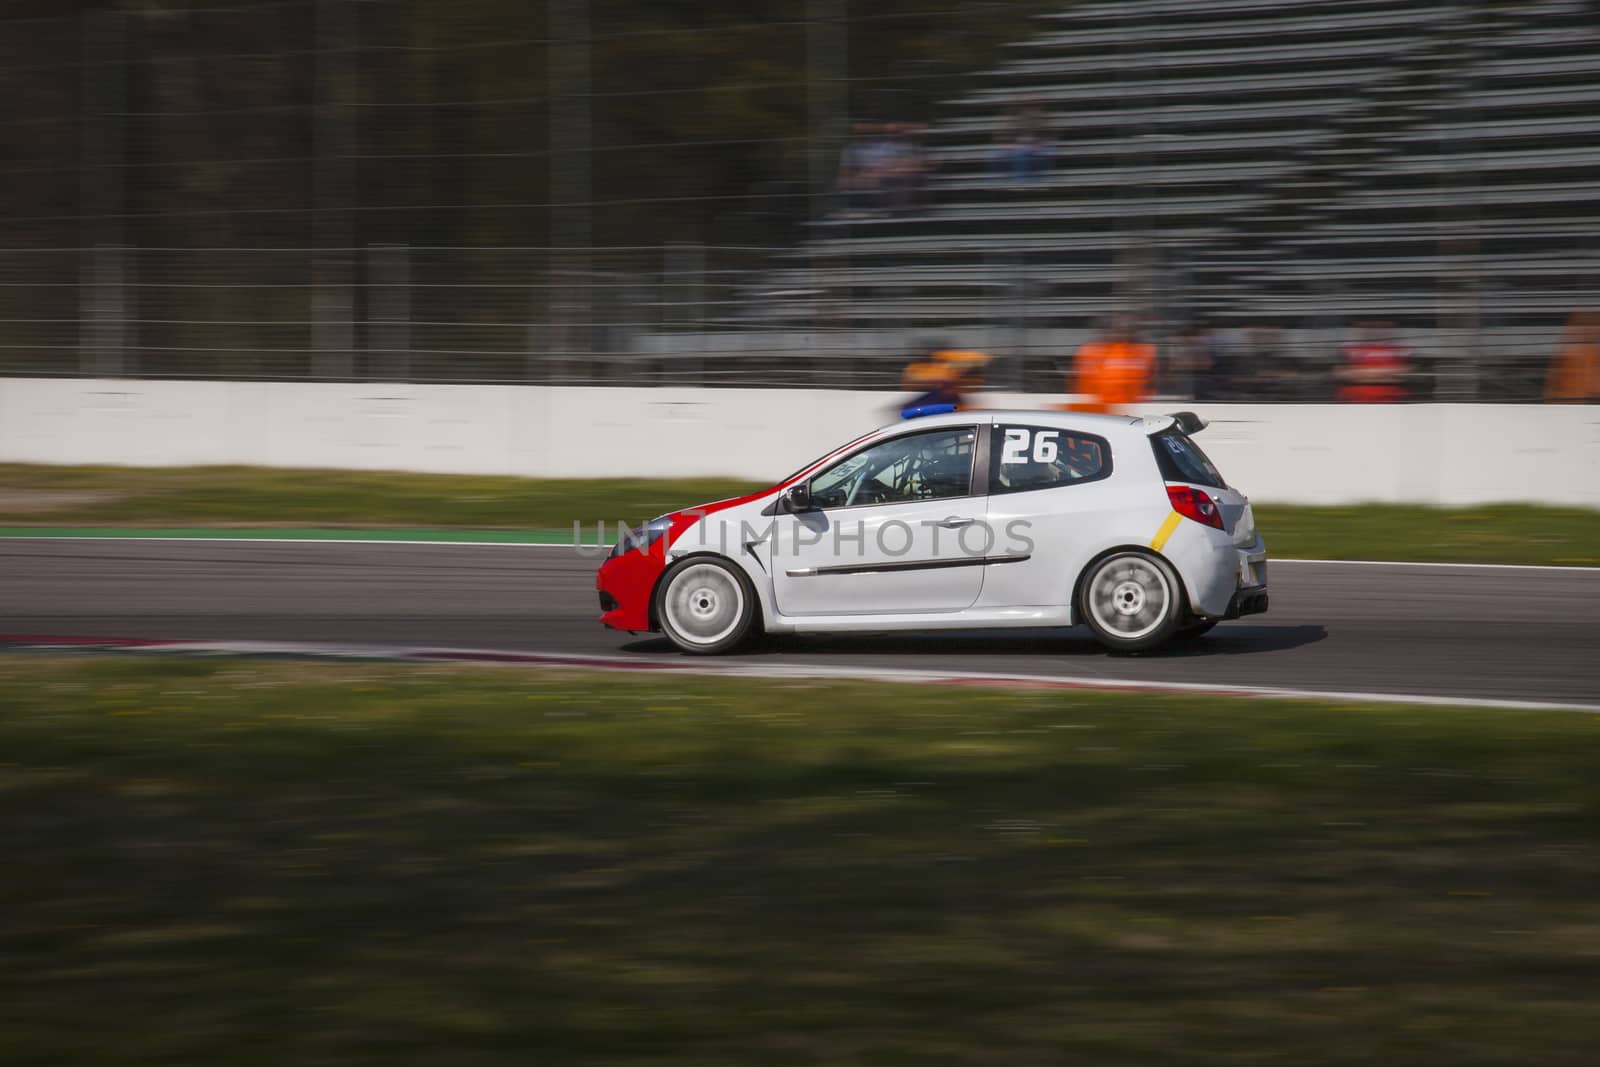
{"left": 0, "top": 0, "right": 1058, "bottom": 253}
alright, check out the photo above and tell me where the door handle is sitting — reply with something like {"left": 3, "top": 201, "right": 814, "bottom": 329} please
{"left": 935, "top": 516, "right": 977, "bottom": 528}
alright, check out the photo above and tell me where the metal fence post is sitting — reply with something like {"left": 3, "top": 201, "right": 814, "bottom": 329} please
{"left": 665, "top": 242, "right": 705, "bottom": 383}
{"left": 368, "top": 243, "right": 411, "bottom": 381}
{"left": 79, "top": 9, "right": 126, "bottom": 378}
{"left": 548, "top": 0, "right": 593, "bottom": 381}
{"left": 1010, "top": 253, "right": 1029, "bottom": 391}
{"left": 83, "top": 246, "right": 127, "bottom": 379}
{"left": 807, "top": 0, "right": 848, "bottom": 220}
{"left": 312, "top": 0, "right": 355, "bottom": 379}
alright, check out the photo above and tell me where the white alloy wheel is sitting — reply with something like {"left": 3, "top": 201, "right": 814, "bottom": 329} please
{"left": 1081, "top": 551, "right": 1183, "bottom": 652}
{"left": 657, "top": 558, "right": 756, "bottom": 655}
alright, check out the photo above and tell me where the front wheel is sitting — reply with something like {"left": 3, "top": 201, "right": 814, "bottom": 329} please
{"left": 655, "top": 556, "right": 758, "bottom": 655}
{"left": 1080, "top": 550, "right": 1184, "bottom": 653}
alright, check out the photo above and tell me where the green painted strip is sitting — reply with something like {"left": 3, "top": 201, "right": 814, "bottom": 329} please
{"left": 0, "top": 526, "right": 605, "bottom": 546}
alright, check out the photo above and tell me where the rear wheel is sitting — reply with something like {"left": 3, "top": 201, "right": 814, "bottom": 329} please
{"left": 1080, "top": 551, "right": 1184, "bottom": 653}
{"left": 655, "top": 557, "right": 757, "bottom": 655}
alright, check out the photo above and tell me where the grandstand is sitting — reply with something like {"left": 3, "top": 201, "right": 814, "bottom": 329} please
{"left": 740, "top": 0, "right": 1600, "bottom": 396}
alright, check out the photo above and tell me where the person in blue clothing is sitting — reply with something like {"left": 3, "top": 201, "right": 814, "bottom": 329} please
{"left": 992, "top": 97, "right": 1052, "bottom": 184}
{"left": 899, "top": 346, "right": 991, "bottom": 417}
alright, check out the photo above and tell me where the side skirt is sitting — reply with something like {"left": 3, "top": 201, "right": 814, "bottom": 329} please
{"left": 765, "top": 605, "right": 1076, "bottom": 635}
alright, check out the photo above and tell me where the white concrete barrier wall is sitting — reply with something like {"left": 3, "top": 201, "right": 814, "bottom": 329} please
{"left": 2, "top": 378, "right": 1597, "bottom": 507}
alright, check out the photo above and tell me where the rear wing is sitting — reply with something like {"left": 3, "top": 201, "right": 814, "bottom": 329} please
{"left": 1140, "top": 411, "right": 1209, "bottom": 436}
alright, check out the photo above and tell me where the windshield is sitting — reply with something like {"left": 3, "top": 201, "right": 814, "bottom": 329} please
{"left": 776, "top": 429, "right": 879, "bottom": 486}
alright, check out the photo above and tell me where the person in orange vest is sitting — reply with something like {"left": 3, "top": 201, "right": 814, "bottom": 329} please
{"left": 1069, "top": 314, "right": 1155, "bottom": 413}
{"left": 900, "top": 346, "right": 990, "bottom": 416}
{"left": 1545, "top": 309, "right": 1600, "bottom": 402}
{"left": 1336, "top": 321, "right": 1412, "bottom": 403}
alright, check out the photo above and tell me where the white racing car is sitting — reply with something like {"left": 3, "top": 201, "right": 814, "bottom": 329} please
{"left": 596, "top": 409, "right": 1267, "bottom": 654}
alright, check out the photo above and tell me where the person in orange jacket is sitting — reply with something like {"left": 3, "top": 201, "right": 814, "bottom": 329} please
{"left": 1546, "top": 309, "right": 1600, "bottom": 402}
{"left": 1069, "top": 314, "right": 1155, "bottom": 413}
{"left": 1335, "top": 321, "right": 1412, "bottom": 403}
{"left": 900, "top": 346, "right": 991, "bottom": 416}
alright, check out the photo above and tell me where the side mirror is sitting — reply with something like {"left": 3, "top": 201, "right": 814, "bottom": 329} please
{"left": 784, "top": 482, "right": 813, "bottom": 513}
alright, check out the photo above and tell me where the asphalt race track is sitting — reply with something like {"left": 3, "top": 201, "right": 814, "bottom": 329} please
{"left": 3, "top": 538, "right": 1598, "bottom": 707}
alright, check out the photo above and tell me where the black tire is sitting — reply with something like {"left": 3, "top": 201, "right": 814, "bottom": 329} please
{"left": 1174, "top": 619, "right": 1219, "bottom": 640}
{"left": 1079, "top": 550, "right": 1185, "bottom": 653}
{"left": 654, "top": 556, "right": 758, "bottom": 655}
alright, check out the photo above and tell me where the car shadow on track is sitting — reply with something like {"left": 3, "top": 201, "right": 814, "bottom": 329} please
{"left": 618, "top": 624, "right": 1329, "bottom": 660}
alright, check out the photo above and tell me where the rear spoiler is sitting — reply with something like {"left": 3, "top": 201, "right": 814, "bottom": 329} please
{"left": 1140, "top": 411, "right": 1209, "bottom": 436}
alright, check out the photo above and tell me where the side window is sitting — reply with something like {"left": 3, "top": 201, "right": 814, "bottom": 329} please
{"left": 809, "top": 427, "right": 976, "bottom": 508}
{"left": 989, "top": 425, "right": 1110, "bottom": 495}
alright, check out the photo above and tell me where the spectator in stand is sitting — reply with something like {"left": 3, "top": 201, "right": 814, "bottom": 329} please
{"left": 878, "top": 123, "right": 922, "bottom": 214}
{"left": 1545, "top": 309, "right": 1600, "bottom": 402}
{"left": 1168, "top": 320, "right": 1216, "bottom": 400}
{"left": 1243, "top": 324, "right": 1307, "bottom": 400}
{"left": 1069, "top": 313, "right": 1155, "bottom": 413}
{"left": 992, "top": 97, "right": 1052, "bottom": 185}
{"left": 1336, "top": 321, "right": 1412, "bottom": 403}
{"left": 882, "top": 121, "right": 932, "bottom": 214}
{"left": 1171, "top": 320, "right": 1253, "bottom": 402}
{"left": 837, "top": 121, "right": 893, "bottom": 217}
{"left": 1206, "top": 326, "right": 1245, "bottom": 400}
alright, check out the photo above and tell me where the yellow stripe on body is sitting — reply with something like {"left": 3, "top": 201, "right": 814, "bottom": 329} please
{"left": 1149, "top": 510, "right": 1183, "bottom": 552}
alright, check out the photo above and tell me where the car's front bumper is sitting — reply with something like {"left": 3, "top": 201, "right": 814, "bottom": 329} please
{"left": 595, "top": 546, "right": 668, "bottom": 632}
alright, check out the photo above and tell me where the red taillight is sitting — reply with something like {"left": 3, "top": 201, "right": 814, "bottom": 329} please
{"left": 1166, "top": 484, "right": 1224, "bottom": 530}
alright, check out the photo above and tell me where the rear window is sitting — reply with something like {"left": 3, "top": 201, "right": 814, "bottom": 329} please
{"left": 1152, "top": 431, "right": 1226, "bottom": 489}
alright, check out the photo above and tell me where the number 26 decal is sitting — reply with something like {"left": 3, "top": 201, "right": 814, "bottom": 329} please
{"left": 1001, "top": 428, "right": 1059, "bottom": 465}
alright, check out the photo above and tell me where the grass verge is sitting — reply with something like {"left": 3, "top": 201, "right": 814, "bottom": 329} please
{"left": 0, "top": 464, "right": 760, "bottom": 532}
{"left": 2, "top": 463, "right": 1597, "bottom": 564}
{"left": 1250, "top": 501, "right": 1600, "bottom": 566}
{"left": 3, "top": 655, "right": 1599, "bottom": 1065}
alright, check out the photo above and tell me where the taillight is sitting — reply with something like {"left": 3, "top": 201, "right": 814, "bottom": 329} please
{"left": 1166, "top": 484, "right": 1224, "bottom": 530}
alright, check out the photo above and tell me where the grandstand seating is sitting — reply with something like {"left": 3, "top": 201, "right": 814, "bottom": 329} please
{"left": 737, "top": 0, "right": 1600, "bottom": 396}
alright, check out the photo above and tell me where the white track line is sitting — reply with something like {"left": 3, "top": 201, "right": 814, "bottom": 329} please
{"left": 16, "top": 638, "right": 1598, "bottom": 714}
{"left": 419, "top": 649, "right": 1600, "bottom": 712}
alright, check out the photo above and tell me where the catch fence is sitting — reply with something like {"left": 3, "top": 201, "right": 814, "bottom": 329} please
{"left": 2, "top": 0, "right": 1597, "bottom": 398}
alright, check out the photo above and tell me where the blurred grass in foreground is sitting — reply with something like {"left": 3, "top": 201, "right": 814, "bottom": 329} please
{"left": 1, "top": 464, "right": 1597, "bottom": 563}
{"left": 2, "top": 655, "right": 1599, "bottom": 1065}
